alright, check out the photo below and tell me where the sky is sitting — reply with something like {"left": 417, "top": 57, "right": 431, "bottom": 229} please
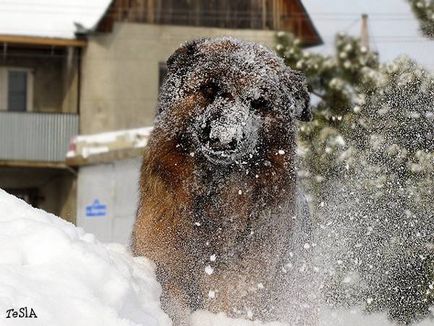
{"left": 303, "top": 0, "right": 434, "bottom": 70}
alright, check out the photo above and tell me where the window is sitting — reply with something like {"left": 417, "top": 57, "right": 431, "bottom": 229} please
{"left": 0, "top": 67, "right": 33, "bottom": 111}
{"left": 8, "top": 71, "right": 28, "bottom": 111}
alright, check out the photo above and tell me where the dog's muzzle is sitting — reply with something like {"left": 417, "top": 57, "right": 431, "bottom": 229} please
{"left": 193, "top": 98, "right": 259, "bottom": 165}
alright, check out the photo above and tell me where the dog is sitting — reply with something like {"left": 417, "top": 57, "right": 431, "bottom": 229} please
{"left": 131, "top": 37, "right": 315, "bottom": 325}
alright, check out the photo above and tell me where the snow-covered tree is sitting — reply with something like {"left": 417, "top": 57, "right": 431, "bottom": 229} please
{"left": 275, "top": 33, "right": 434, "bottom": 324}
{"left": 275, "top": 32, "right": 379, "bottom": 198}
{"left": 325, "top": 58, "right": 434, "bottom": 325}
{"left": 408, "top": 0, "right": 434, "bottom": 39}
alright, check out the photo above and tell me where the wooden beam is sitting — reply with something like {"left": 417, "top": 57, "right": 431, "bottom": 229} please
{"left": 147, "top": 0, "right": 155, "bottom": 24}
{"left": 262, "top": 0, "right": 266, "bottom": 29}
{"left": 0, "top": 35, "right": 87, "bottom": 48}
{"left": 0, "top": 160, "right": 71, "bottom": 169}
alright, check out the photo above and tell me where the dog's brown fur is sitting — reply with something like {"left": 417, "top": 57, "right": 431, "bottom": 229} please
{"left": 131, "top": 37, "right": 312, "bottom": 325}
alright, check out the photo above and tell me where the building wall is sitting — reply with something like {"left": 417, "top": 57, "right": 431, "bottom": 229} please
{"left": 76, "top": 158, "right": 141, "bottom": 244}
{"left": 80, "top": 23, "right": 277, "bottom": 134}
{"left": 0, "top": 46, "right": 80, "bottom": 223}
{"left": 39, "top": 174, "right": 77, "bottom": 224}
{"left": 61, "top": 47, "right": 81, "bottom": 114}
{"left": 0, "top": 167, "right": 77, "bottom": 223}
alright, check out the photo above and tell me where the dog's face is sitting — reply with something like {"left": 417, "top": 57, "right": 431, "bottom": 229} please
{"left": 153, "top": 37, "right": 310, "bottom": 169}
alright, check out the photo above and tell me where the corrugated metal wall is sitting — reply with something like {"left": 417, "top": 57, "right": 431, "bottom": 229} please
{"left": 0, "top": 111, "right": 79, "bottom": 162}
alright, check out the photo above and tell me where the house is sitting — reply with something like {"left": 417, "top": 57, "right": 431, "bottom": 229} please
{"left": 0, "top": 0, "right": 113, "bottom": 222}
{"left": 80, "top": 0, "right": 322, "bottom": 134}
{"left": 0, "top": 0, "right": 321, "bottom": 243}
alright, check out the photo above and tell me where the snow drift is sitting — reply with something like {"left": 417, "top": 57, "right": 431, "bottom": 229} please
{"left": 0, "top": 189, "right": 286, "bottom": 326}
{"left": 1, "top": 188, "right": 433, "bottom": 326}
{"left": 0, "top": 189, "right": 169, "bottom": 326}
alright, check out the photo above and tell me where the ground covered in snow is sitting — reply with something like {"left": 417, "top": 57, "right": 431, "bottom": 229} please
{"left": 0, "top": 189, "right": 433, "bottom": 326}
{"left": 0, "top": 189, "right": 169, "bottom": 326}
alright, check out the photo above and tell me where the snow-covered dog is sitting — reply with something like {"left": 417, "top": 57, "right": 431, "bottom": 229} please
{"left": 132, "top": 37, "right": 315, "bottom": 325}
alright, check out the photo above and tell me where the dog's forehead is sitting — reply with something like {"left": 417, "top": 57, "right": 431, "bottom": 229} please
{"left": 197, "top": 40, "right": 282, "bottom": 71}
{"left": 188, "top": 40, "right": 285, "bottom": 91}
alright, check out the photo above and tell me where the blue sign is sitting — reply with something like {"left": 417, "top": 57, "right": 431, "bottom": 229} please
{"left": 85, "top": 199, "right": 107, "bottom": 217}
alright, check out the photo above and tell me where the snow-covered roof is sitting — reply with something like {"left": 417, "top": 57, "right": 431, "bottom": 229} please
{"left": 0, "top": 0, "right": 112, "bottom": 39}
{"left": 67, "top": 127, "right": 153, "bottom": 164}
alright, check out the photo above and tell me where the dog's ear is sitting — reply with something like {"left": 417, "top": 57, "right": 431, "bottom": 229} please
{"left": 285, "top": 69, "right": 312, "bottom": 121}
{"left": 167, "top": 38, "right": 208, "bottom": 74}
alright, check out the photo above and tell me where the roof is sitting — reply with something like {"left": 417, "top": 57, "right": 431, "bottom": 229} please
{"left": 97, "top": 0, "right": 322, "bottom": 46}
{"left": 293, "top": 0, "right": 322, "bottom": 46}
{"left": 0, "top": 0, "right": 111, "bottom": 40}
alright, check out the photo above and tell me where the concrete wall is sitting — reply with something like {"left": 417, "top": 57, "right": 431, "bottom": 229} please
{"left": 81, "top": 23, "right": 277, "bottom": 134}
{"left": 76, "top": 158, "right": 141, "bottom": 244}
{"left": 61, "top": 47, "right": 80, "bottom": 114}
{"left": 39, "top": 174, "right": 77, "bottom": 224}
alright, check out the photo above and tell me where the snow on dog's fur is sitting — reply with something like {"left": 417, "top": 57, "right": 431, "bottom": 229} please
{"left": 132, "top": 37, "right": 315, "bottom": 325}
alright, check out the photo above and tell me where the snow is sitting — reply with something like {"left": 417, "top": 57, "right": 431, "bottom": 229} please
{"left": 67, "top": 127, "right": 153, "bottom": 159}
{"left": 1, "top": 189, "right": 433, "bottom": 325}
{"left": 190, "top": 309, "right": 431, "bottom": 326}
{"left": 319, "top": 308, "right": 434, "bottom": 326}
{"left": 0, "top": 189, "right": 170, "bottom": 326}
{"left": 0, "top": 0, "right": 111, "bottom": 39}
{"left": 190, "top": 311, "right": 284, "bottom": 326}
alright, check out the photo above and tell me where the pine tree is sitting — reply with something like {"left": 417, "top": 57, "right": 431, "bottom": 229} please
{"left": 275, "top": 33, "right": 434, "bottom": 324}
{"left": 275, "top": 32, "right": 379, "bottom": 200}
{"left": 408, "top": 0, "right": 434, "bottom": 39}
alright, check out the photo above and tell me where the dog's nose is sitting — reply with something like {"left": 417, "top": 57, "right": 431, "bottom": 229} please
{"left": 202, "top": 117, "right": 242, "bottom": 152}
{"left": 199, "top": 104, "right": 248, "bottom": 153}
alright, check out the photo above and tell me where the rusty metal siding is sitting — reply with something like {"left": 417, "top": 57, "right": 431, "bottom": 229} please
{"left": 0, "top": 112, "right": 79, "bottom": 162}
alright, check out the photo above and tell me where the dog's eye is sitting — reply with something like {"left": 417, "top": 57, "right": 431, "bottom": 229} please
{"left": 200, "top": 81, "right": 219, "bottom": 101}
{"left": 250, "top": 97, "right": 272, "bottom": 113}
